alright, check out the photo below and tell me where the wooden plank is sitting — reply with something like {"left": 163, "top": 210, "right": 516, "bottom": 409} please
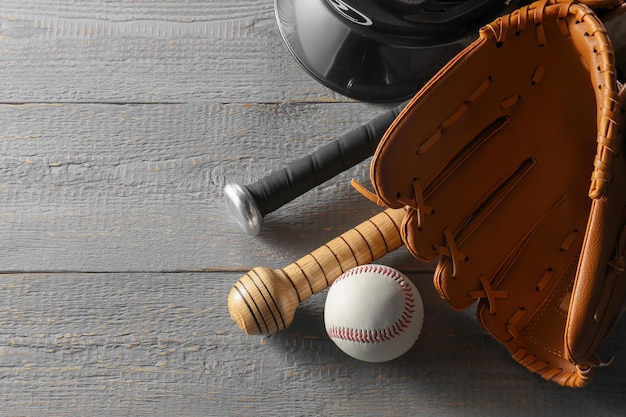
{"left": 0, "top": 101, "right": 410, "bottom": 272}
{"left": 1, "top": 272, "right": 624, "bottom": 416}
{"left": 0, "top": 1, "right": 345, "bottom": 104}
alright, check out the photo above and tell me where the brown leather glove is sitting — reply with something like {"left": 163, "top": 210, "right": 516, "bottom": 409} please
{"left": 369, "top": 0, "right": 626, "bottom": 387}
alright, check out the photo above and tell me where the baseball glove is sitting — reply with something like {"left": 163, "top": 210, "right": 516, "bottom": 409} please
{"left": 368, "top": 0, "right": 626, "bottom": 387}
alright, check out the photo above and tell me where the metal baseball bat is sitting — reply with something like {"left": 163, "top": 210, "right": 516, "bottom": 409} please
{"left": 224, "top": 102, "right": 407, "bottom": 236}
{"left": 227, "top": 207, "right": 405, "bottom": 335}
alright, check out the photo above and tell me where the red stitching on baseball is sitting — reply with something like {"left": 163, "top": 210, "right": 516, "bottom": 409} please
{"left": 328, "top": 265, "right": 416, "bottom": 344}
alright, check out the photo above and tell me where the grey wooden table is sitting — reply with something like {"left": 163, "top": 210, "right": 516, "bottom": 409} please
{"left": 1, "top": 1, "right": 625, "bottom": 416}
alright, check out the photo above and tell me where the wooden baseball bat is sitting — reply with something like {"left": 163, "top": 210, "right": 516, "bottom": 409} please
{"left": 228, "top": 207, "right": 406, "bottom": 335}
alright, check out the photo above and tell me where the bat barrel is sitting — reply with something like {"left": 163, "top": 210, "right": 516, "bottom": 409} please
{"left": 224, "top": 102, "right": 406, "bottom": 235}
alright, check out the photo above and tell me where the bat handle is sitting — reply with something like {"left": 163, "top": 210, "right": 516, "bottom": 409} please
{"left": 224, "top": 102, "right": 406, "bottom": 235}
{"left": 228, "top": 207, "right": 406, "bottom": 335}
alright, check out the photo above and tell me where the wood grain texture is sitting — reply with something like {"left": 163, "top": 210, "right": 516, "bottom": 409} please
{"left": 0, "top": 0, "right": 341, "bottom": 103}
{"left": 0, "top": 101, "right": 397, "bottom": 272}
{"left": 0, "top": 1, "right": 625, "bottom": 416}
{"left": 2, "top": 272, "right": 626, "bottom": 417}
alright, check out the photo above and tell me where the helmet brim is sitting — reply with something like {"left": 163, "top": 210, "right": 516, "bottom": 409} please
{"left": 275, "top": 0, "right": 474, "bottom": 103}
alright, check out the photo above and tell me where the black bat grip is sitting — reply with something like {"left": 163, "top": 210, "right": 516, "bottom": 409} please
{"left": 224, "top": 101, "right": 407, "bottom": 235}
{"left": 252, "top": 102, "right": 406, "bottom": 214}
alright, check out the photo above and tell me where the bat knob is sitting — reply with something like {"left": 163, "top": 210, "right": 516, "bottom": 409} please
{"left": 227, "top": 267, "right": 300, "bottom": 335}
{"left": 224, "top": 183, "right": 263, "bottom": 236}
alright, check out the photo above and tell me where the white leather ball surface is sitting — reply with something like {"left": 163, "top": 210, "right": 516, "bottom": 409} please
{"left": 324, "top": 264, "right": 424, "bottom": 362}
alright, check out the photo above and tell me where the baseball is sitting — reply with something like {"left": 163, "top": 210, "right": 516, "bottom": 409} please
{"left": 324, "top": 264, "right": 424, "bottom": 362}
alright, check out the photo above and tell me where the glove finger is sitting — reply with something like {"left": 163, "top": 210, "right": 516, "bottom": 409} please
{"left": 566, "top": 109, "right": 626, "bottom": 367}
{"left": 565, "top": 8, "right": 626, "bottom": 368}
